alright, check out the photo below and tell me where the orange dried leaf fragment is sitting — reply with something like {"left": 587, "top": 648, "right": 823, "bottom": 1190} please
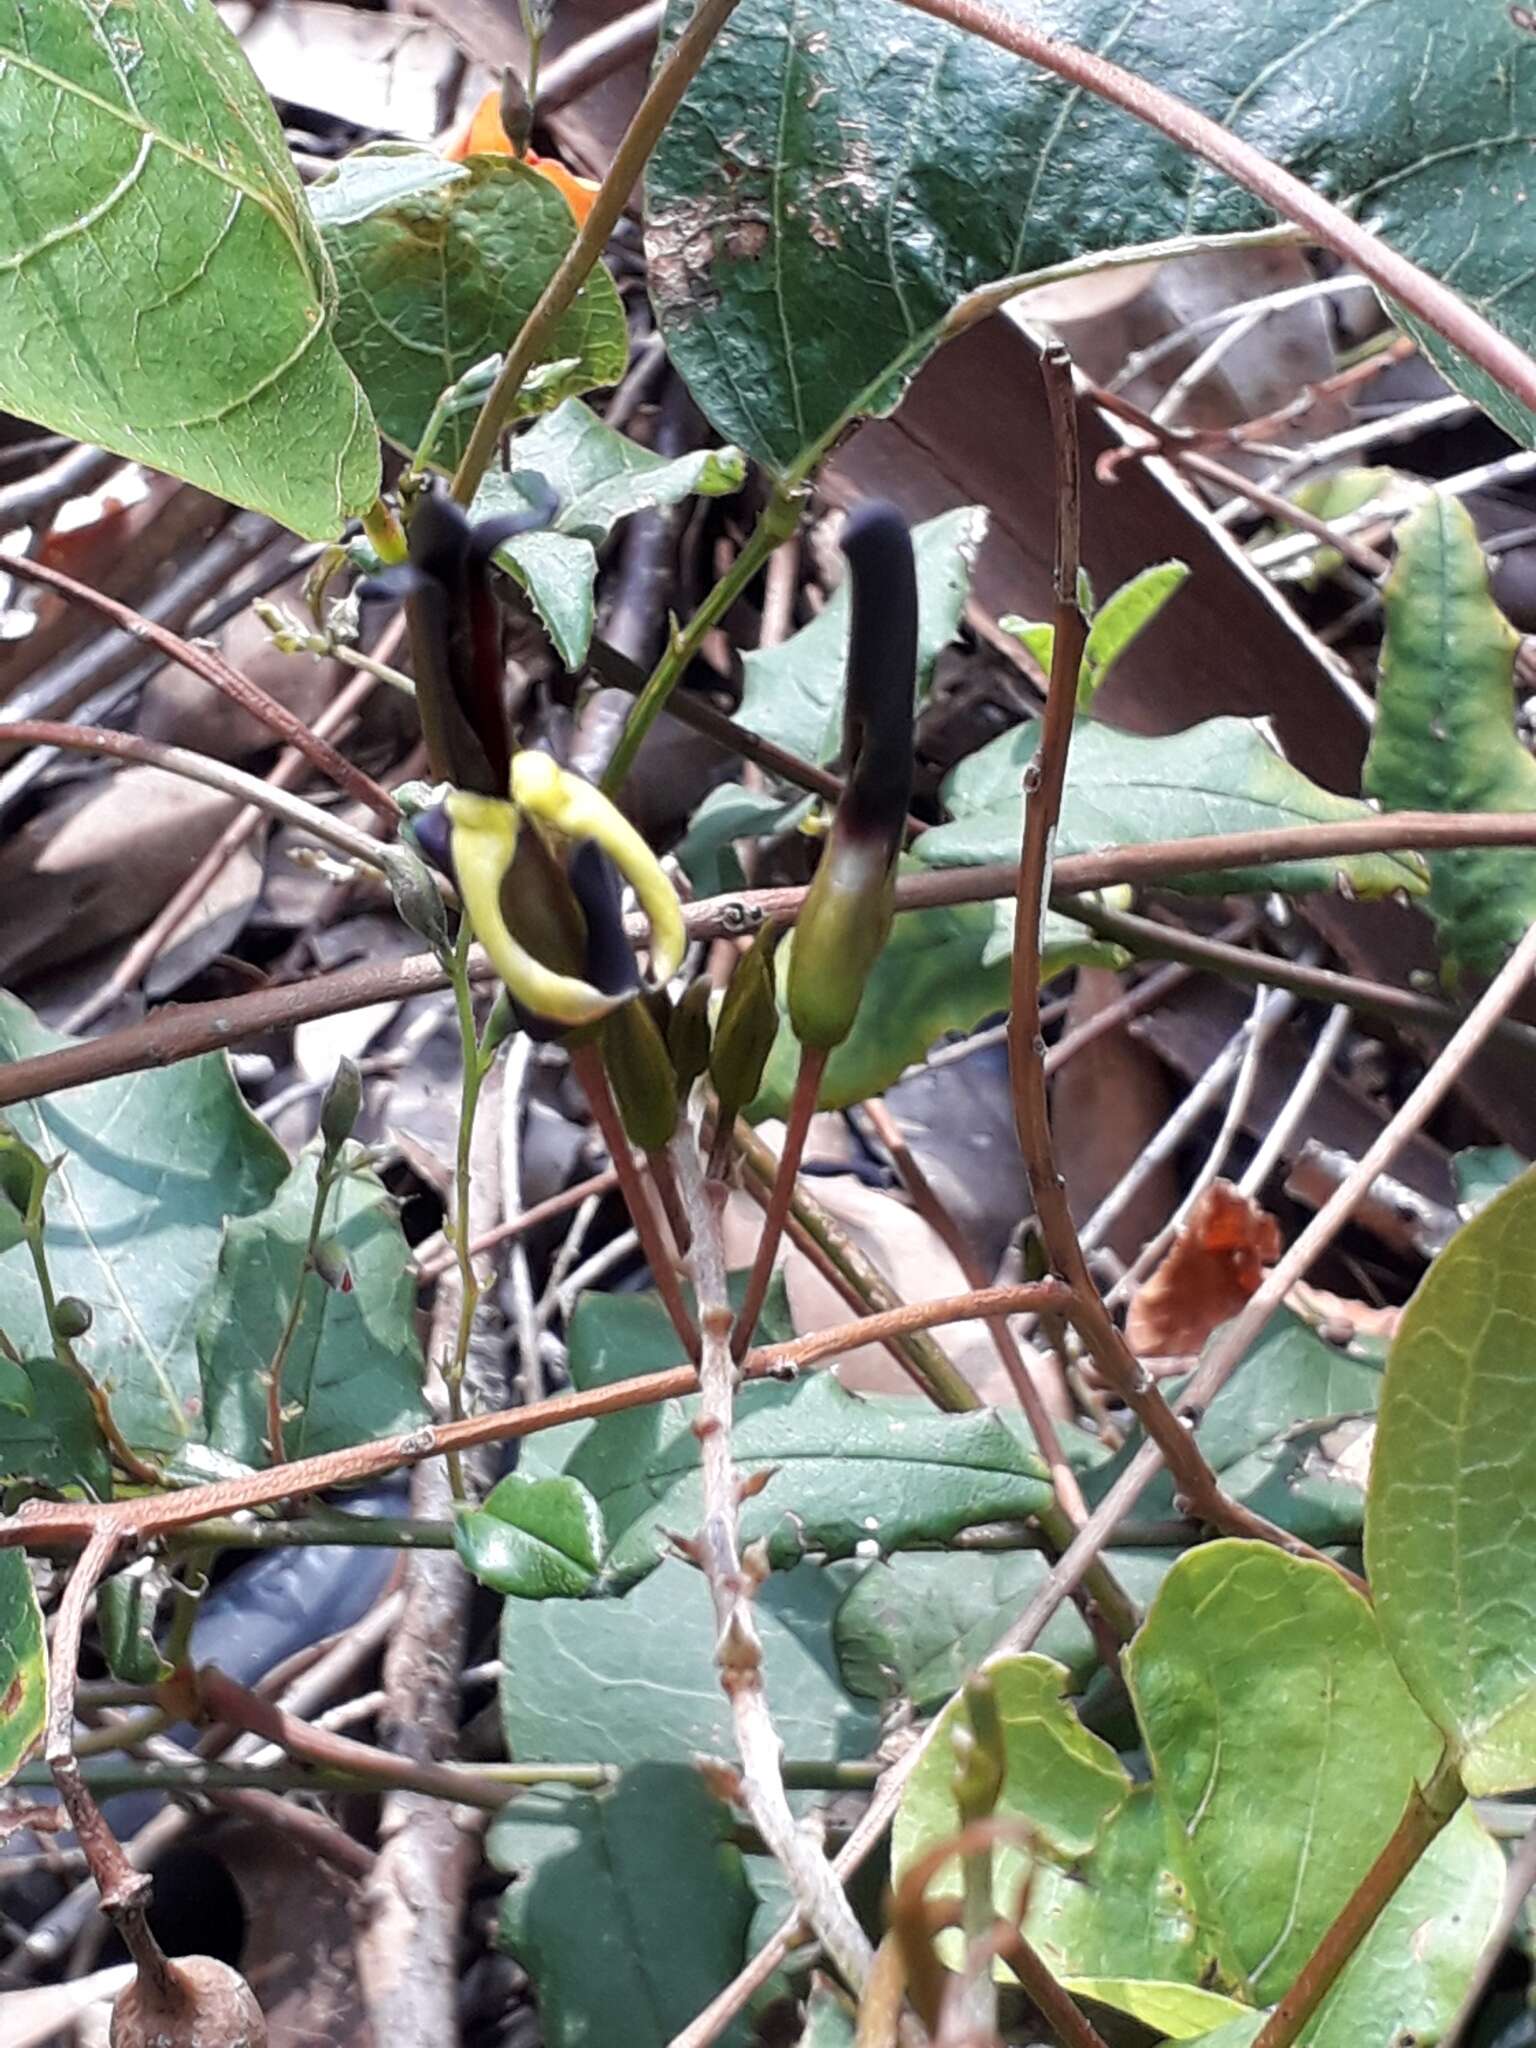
{"left": 1126, "top": 1179, "right": 1282, "bottom": 1361}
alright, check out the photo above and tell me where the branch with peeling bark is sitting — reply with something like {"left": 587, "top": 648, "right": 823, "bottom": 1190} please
{"left": 669, "top": 1130, "right": 877, "bottom": 2001}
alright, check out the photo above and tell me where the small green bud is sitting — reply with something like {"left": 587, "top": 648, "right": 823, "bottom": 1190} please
{"left": 52, "top": 1296, "right": 93, "bottom": 1341}
{"left": 252, "top": 597, "right": 326, "bottom": 658}
{"left": 0, "top": 1125, "right": 47, "bottom": 1240}
{"left": 498, "top": 63, "right": 534, "bottom": 153}
{"left": 319, "top": 1058, "right": 363, "bottom": 1157}
{"left": 599, "top": 1000, "right": 679, "bottom": 1153}
{"left": 393, "top": 779, "right": 451, "bottom": 822}
{"left": 709, "top": 922, "right": 783, "bottom": 1119}
{"left": 667, "top": 977, "right": 714, "bottom": 1101}
{"left": 382, "top": 845, "right": 454, "bottom": 957}
{"left": 313, "top": 1239, "right": 354, "bottom": 1293}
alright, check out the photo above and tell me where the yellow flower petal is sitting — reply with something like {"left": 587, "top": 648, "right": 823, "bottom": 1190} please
{"left": 508, "top": 753, "right": 686, "bottom": 987}
{"left": 446, "top": 791, "right": 620, "bottom": 1026}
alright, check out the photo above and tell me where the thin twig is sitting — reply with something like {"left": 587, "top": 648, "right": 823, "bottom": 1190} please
{"left": 860, "top": 1097, "right": 1083, "bottom": 1517}
{"left": 450, "top": 0, "right": 748, "bottom": 505}
{"left": 571, "top": 1042, "right": 700, "bottom": 1356}
{"left": 10, "top": 810, "right": 1536, "bottom": 1109}
{"left": 64, "top": 660, "right": 386, "bottom": 1032}
{"left": 1008, "top": 346, "right": 1332, "bottom": 1566}
{"left": 0, "top": 720, "right": 388, "bottom": 871}
{"left": 1, "top": 551, "right": 396, "bottom": 821}
{"left": 671, "top": 1131, "right": 876, "bottom": 1999}
{"left": 731, "top": 1045, "right": 827, "bottom": 1359}
{"left": 1250, "top": 1752, "right": 1466, "bottom": 2048}
{"left": 196, "top": 1666, "right": 508, "bottom": 1812}
{"left": 412, "top": 1166, "right": 619, "bottom": 1283}
{"left": 897, "top": 0, "right": 1536, "bottom": 420}
{"left": 1, "top": 1286, "right": 1068, "bottom": 1553}
{"left": 45, "top": 1525, "right": 139, "bottom": 1913}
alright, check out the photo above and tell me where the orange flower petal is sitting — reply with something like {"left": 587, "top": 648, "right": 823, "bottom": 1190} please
{"left": 443, "top": 93, "right": 602, "bottom": 224}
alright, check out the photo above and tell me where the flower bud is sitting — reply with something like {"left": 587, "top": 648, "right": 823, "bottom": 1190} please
{"left": 787, "top": 504, "right": 916, "bottom": 1051}
{"left": 313, "top": 1239, "right": 354, "bottom": 1294}
{"left": 709, "top": 921, "right": 783, "bottom": 1121}
{"left": 381, "top": 843, "right": 454, "bottom": 957}
{"left": 319, "top": 1058, "right": 363, "bottom": 1158}
{"left": 667, "top": 977, "right": 714, "bottom": 1101}
{"left": 52, "top": 1296, "right": 93, "bottom": 1341}
{"left": 599, "top": 999, "right": 678, "bottom": 1153}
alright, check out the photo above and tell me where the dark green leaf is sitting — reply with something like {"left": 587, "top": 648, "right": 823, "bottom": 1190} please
{"left": 0, "top": 995, "right": 286, "bottom": 1466}
{"left": 455, "top": 1473, "right": 604, "bottom": 1598}
{"left": 314, "top": 151, "right": 627, "bottom": 471}
{"left": 0, "top": 1355, "right": 32, "bottom": 1416}
{"left": 98, "top": 1569, "right": 173, "bottom": 1687}
{"left": 1085, "top": 1312, "right": 1383, "bottom": 1544}
{"left": 563, "top": 1370, "right": 1051, "bottom": 1589}
{"left": 0, "top": 1357, "right": 112, "bottom": 1499}
{"left": 0, "top": 0, "right": 378, "bottom": 538}
{"left": 197, "top": 1145, "right": 426, "bottom": 1469}
{"left": 472, "top": 400, "right": 747, "bottom": 667}
{"left": 749, "top": 891, "right": 1120, "bottom": 1119}
{"left": 919, "top": 717, "right": 1427, "bottom": 901}
{"left": 490, "top": 1765, "right": 754, "bottom": 2048}
{"left": 0, "top": 1550, "right": 45, "bottom": 1786}
{"left": 677, "top": 783, "right": 808, "bottom": 895}
{"left": 499, "top": 1558, "right": 877, "bottom": 1768}
{"left": 1368, "top": 1167, "right": 1536, "bottom": 1793}
{"left": 1365, "top": 494, "right": 1536, "bottom": 981}
{"left": 648, "top": 0, "right": 1536, "bottom": 476}
{"left": 834, "top": 1548, "right": 1179, "bottom": 1711}
{"left": 736, "top": 508, "right": 984, "bottom": 764}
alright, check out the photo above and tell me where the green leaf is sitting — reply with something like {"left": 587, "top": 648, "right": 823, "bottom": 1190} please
{"left": 1364, "top": 494, "right": 1536, "bottom": 982}
{"left": 491, "top": 1765, "right": 755, "bottom": 2048}
{"left": 835, "top": 1547, "right": 1178, "bottom": 1710}
{"left": 799, "top": 1982, "right": 857, "bottom": 2048}
{"left": 197, "top": 1145, "right": 426, "bottom": 1470}
{"left": 454, "top": 1473, "right": 604, "bottom": 1599}
{"left": 0, "top": 1355, "right": 32, "bottom": 1415}
{"left": 918, "top": 716, "right": 1427, "bottom": 902}
{"left": 1453, "top": 1144, "right": 1528, "bottom": 1215}
{"left": 748, "top": 890, "right": 1121, "bottom": 1118}
{"left": 892, "top": 1652, "right": 1134, "bottom": 1912}
{"left": 1298, "top": 1804, "right": 1501, "bottom": 2048}
{"left": 1126, "top": 1541, "right": 1444, "bottom": 2003}
{"left": 0, "top": 995, "right": 286, "bottom": 1466}
{"left": 499, "top": 1558, "right": 878, "bottom": 1768}
{"left": 470, "top": 399, "right": 746, "bottom": 667}
{"left": 678, "top": 783, "right": 809, "bottom": 895}
{"left": 0, "top": 0, "right": 378, "bottom": 538}
{"left": 736, "top": 508, "right": 985, "bottom": 765}
{"left": 97, "top": 1569, "right": 173, "bottom": 1687}
{"left": 1002, "top": 560, "right": 1191, "bottom": 713}
{"left": 1368, "top": 1167, "right": 1536, "bottom": 1793}
{"left": 0, "top": 1550, "right": 45, "bottom": 1786}
{"left": 1085, "top": 1312, "right": 1383, "bottom": 1545}
{"left": 0, "top": 1357, "right": 112, "bottom": 1499}
{"left": 647, "top": 0, "right": 1536, "bottom": 476}
{"left": 565, "top": 1368, "right": 1052, "bottom": 1590}
{"left": 314, "top": 149, "right": 627, "bottom": 471}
